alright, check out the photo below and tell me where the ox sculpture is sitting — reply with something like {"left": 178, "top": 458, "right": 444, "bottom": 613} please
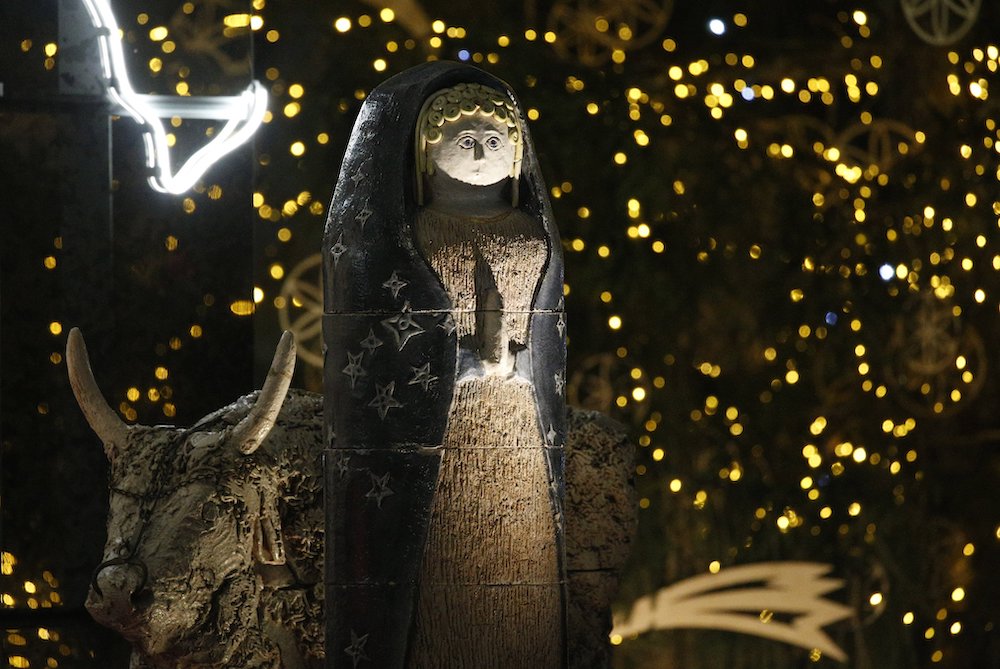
{"left": 67, "top": 328, "right": 635, "bottom": 669}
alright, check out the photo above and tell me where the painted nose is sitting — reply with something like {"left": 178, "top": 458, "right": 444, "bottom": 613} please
{"left": 86, "top": 563, "right": 148, "bottom": 629}
{"left": 473, "top": 141, "right": 484, "bottom": 160}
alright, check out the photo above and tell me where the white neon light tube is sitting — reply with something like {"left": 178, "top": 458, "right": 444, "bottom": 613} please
{"left": 80, "top": 0, "right": 268, "bottom": 194}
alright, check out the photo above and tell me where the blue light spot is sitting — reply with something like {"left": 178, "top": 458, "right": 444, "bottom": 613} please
{"left": 457, "top": 49, "right": 471, "bottom": 61}
{"left": 879, "top": 263, "right": 895, "bottom": 281}
{"left": 741, "top": 87, "right": 755, "bottom": 101}
{"left": 708, "top": 19, "right": 726, "bottom": 35}
{"left": 825, "top": 312, "right": 838, "bottom": 326}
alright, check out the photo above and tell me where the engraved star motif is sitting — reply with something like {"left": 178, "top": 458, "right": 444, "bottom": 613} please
{"left": 551, "top": 481, "right": 565, "bottom": 528}
{"left": 549, "top": 477, "right": 562, "bottom": 504}
{"left": 546, "top": 424, "right": 558, "bottom": 446}
{"left": 556, "top": 314, "right": 566, "bottom": 337}
{"left": 382, "top": 271, "right": 407, "bottom": 299}
{"left": 360, "top": 328, "right": 383, "bottom": 355}
{"left": 330, "top": 233, "right": 348, "bottom": 267}
{"left": 408, "top": 363, "right": 438, "bottom": 391}
{"left": 344, "top": 629, "right": 370, "bottom": 667}
{"left": 355, "top": 201, "right": 373, "bottom": 230}
{"left": 554, "top": 371, "right": 565, "bottom": 395}
{"left": 368, "top": 381, "right": 402, "bottom": 420}
{"left": 381, "top": 302, "right": 425, "bottom": 351}
{"left": 342, "top": 351, "right": 367, "bottom": 389}
{"left": 365, "top": 471, "right": 395, "bottom": 509}
{"left": 334, "top": 452, "right": 351, "bottom": 477}
{"left": 438, "top": 313, "right": 457, "bottom": 335}
{"left": 350, "top": 158, "right": 372, "bottom": 186}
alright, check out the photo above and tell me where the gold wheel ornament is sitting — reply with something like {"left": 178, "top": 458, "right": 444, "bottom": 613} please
{"left": 547, "top": 0, "right": 674, "bottom": 67}
{"left": 854, "top": 560, "right": 891, "bottom": 625}
{"left": 885, "top": 291, "right": 986, "bottom": 417}
{"left": 760, "top": 116, "right": 840, "bottom": 208}
{"left": 278, "top": 253, "right": 324, "bottom": 369}
{"left": 836, "top": 119, "right": 921, "bottom": 173}
{"left": 168, "top": 0, "right": 256, "bottom": 77}
{"left": 900, "top": 0, "right": 982, "bottom": 46}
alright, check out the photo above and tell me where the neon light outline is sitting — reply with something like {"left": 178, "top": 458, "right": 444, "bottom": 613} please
{"left": 80, "top": 0, "right": 268, "bottom": 194}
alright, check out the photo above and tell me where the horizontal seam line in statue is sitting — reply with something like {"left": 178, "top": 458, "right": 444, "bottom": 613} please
{"left": 402, "top": 582, "right": 569, "bottom": 587}
{"left": 326, "top": 444, "right": 443, "bottom": 450}
{"left": 326, "top": 581, "right": 569, "bottom": 587}
{"left": 322, "top": 308, "right": 565, "bottom": 315}
{"left": 327, "top": 445, "right": 566, "bottom": 451}
{"left": 564, "top": 568, "right": 620, "bottom": 574}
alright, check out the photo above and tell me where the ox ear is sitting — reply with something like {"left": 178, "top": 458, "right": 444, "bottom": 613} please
{"left": 252, "top": 491, "right": 286, "bottom": 565}
{"left": 234, "top": 332, "right": 296, "bottom": 455}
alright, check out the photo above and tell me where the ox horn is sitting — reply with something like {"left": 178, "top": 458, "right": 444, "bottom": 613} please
{"left": 66, "top": 328, "right": 131, "bottom": 456}
{"left": 234, "top": 331, "right": 296, "bottom": 455}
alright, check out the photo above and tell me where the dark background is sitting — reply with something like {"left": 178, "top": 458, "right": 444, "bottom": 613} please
{"left": 1, "top": 0, "right": 998, "bottom": 667}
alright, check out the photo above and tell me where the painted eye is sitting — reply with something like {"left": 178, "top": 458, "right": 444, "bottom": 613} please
{"left": 485, "top": 136, "right": 503, "bottom": 150}
{"left": 457, "top": 136, "right": 476, "bottom": 149}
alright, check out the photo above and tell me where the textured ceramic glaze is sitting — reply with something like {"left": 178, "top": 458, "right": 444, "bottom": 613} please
{"left": 73, "top": 333, "right": 633, "bottom": 668}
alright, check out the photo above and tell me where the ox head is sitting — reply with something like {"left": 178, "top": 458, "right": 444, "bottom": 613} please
{"left": 68, "top": 329, "right": 296, "bottom": 668}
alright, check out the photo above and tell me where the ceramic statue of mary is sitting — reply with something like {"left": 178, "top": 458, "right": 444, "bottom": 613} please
{"left": 323, "top": 62, "right": 567, "bottom": 668}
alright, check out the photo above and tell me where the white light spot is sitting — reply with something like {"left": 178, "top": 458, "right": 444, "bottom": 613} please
{"left": 81, "top": 0, "right": 268, "bottom": 194}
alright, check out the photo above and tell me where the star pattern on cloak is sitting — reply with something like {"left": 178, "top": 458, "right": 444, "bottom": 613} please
{"left": 365, "top": 471, "right": 395, "bottom": 509}
{"left": 549, "top": 478, "right": 565, "bottom": 528}
{"left": 408, "top": 363, "right": 438, "bottom": 391}
{"left": 368, "top": 381, "right": 403, "bottom": 420}
{"left": 350, "top": 160, "right": 370, "bottom": 186}
{"left": 382, "top": 271, "right": 407, "bottom": 299}
{"left": 344, "top": 629, "right": 370, "bottom": 667}
{"left": 355, "top": 200, "right": 373, "bottom": 230}
{"left": 549, "top": 477, "right": 563, "bottom": 506}
{"left": 438, "top": 313, "right": 457, "bottom": 336}
{"left": 546, "top": 424, "right": 558, "bottom": 446}
{"left": 330, "top": 233, "right": 348, "bottom": 267}
{"left": 342, "top": 351, "right": 367, "bottom": 389}
{"left": 381, "top": 302, "right": 424, "bottom": 351}
{"left": 554, "top": 371, "right": 565, "bottom": 395}
{"left": 333, "top": 452, "right": 351, "bottom": 477}
{"left": 556, "top": 313, "right": 566, "bottom": 337}
{"left": 360, "top": 328, "right": 383, "bottom": 355}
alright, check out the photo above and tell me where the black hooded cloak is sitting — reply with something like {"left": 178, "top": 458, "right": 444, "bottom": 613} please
{"left": 323, "top": 61, "right": 566, "bottom": 668}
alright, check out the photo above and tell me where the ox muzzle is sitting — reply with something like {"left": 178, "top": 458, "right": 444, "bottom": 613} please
{"left": 86, "top": 545, "right": 151, "bottom": 633}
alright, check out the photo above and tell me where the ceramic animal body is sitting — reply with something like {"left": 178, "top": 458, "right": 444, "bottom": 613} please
{"left": 71, "top": 329, "right": 634, "bottom": 669}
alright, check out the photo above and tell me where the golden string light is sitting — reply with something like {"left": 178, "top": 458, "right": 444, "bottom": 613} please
{"left": 7, "top": 2, "right": 997, "bottom": 667}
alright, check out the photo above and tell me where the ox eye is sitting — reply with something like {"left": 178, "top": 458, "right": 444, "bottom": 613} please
{"left": 456, "top": 136, "right": 476, "bottom": 150}
{"left": 485, "top": 136, "right": 503, "bottom": 150}
{"left": 201, "top": 501, "right": 220, "bottom": 523}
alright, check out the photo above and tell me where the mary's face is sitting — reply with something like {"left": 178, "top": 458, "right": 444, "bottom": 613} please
{"left": 427, "top": 114, "right": 515, "bottom": 187}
